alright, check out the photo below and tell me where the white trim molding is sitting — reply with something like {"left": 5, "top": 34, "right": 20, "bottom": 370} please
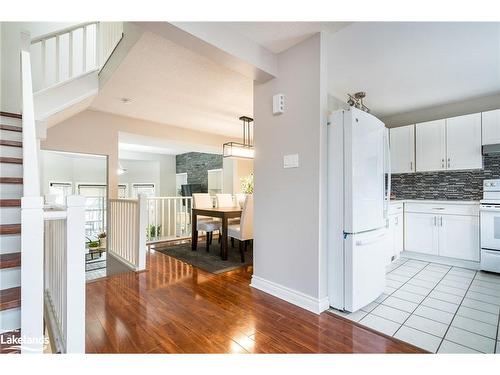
{"left": 250, "top": 276, "right": 329, "bottom": 315}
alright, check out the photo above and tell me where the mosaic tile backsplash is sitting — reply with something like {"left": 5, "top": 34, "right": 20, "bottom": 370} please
{"left": 391, "top": 154, "right": 500, "bottom": 201}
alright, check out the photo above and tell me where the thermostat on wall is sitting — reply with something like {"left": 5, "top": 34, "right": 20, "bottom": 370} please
{"left": 283, "top": 154, "right": 299, "bottom": 169}
{"left": 273, "top": 94, "right": 285, "bottom": 115}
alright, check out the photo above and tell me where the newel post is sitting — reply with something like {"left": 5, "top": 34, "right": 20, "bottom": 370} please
{"left": 64, "top": 195, "right": 86, "bottom": 353}
{"left": 137, "top": 194, "right": 148, "bottom": 271}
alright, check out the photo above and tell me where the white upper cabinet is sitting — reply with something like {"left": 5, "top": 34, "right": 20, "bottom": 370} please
{"left": 446, "top": 113, "right": 482, "bottom": 170}
{"left": 416, "top": 119, "right": 446, "bottom": 172}
{"left": 482, "top": 109, "right": 500, "bottom": 145}
{"left": 390, "top": 125, "right": 415, "bottom": 173}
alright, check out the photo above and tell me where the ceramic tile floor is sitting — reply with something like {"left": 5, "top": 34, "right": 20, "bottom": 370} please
{"left": 330, "top": 257, "right": 500, "bottom": 353}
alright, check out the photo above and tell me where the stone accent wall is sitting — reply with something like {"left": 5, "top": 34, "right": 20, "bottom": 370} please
{"left": 176, "top": 152, "right": 223, "bottom": 193}
{"left": 391, "top": 155, "right": 500, "bottom": 200}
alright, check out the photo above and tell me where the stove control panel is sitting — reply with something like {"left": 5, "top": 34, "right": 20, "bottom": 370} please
{"left": 484, "top": 179, "right": 500, "bottom": 191}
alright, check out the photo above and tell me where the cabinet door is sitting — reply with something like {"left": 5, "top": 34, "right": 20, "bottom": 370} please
{"left": 390, "top": 125, "right": 415, "bottom": 173}
{"left": 438, "top": 215, "right": 480, "bottom": 261}
{"left": 394, "top": 213, "right": 404, "bottom": 256}
{"left": 446, "top": 113, "right": 482, "bottom": 170}
{"left": 416, "top": 119, "right": 446, "bottom": 172}
{"left": 404, "top": 213, "right": 439, "bottom": 255}
{"left": 482, "top": 109, "right": 500, "bottom": 145}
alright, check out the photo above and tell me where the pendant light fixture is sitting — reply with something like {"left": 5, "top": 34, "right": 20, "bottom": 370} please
{"left": 223, "top": 116, "right": 254, "bottom": 159}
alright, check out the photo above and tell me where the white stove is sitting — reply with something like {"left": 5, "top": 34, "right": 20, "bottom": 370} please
{"left": 480, "top": 179, "right": 500, "bottom": 273}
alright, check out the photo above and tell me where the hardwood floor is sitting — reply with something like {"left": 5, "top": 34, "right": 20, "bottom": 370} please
{"left": 85, "top": 248, "right": 425, "bottom": 354}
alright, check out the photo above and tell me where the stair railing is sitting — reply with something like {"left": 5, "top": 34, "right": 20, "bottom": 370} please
{"left": 30, "top": 22, "right": 123, "bottom": 92}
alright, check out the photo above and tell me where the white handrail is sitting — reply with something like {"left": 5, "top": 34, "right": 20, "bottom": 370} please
{"left": 108, "top": 195, "right": 147, "bottom": 271}
{"left": 43, "top": 196, "right": 86, "bottom": 353}
{"left": 146, "top": 196, "right": 193, "bottom": 242}
{"left": 30, "top": 22, "right": 123, "bottom": 92}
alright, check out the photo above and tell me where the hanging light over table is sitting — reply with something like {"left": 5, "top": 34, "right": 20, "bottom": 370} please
{"left": 223, "top": 116, "right": 254, "bottom": 159}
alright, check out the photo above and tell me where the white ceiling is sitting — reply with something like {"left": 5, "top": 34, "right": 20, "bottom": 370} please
{"left": 91, "top": 31, "right": 253, "bottom": 138}
{"left": 327, "top": 22, "right": 500, "bottom": 118}
{"left": 225, "top": 22, "right": 351, "bottom": 53}
{"left": 118, "top": 132, "right": 221, "bottom": 156}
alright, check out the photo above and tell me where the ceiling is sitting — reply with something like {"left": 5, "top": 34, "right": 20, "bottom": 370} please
{"left": 225, "top": 22, "right": 351, "bottom": 53}
{"left": 327, "top": 22, "right": 500, "bottom": 118}
{"left": 118, "top": 132, "right": 221, "bottom": 156}
{"left": 91, "top": 31, "right": 253, "bottom": 138}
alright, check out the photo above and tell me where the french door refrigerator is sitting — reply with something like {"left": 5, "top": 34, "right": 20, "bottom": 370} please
{"left": 327, "top": 107, "right": 391, "bottom": 312}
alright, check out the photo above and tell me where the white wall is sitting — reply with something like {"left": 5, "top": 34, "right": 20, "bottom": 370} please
{"left": 40, "top": 151, "right": 107, "bottom": 197}
{"left": 252, "top": 33, "right": 329, "bottom": 313}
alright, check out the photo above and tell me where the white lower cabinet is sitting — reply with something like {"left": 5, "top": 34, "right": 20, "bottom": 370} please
{"left": 387, "top": 203, "right": 404, "bottom": 264}
{"left": 404, "top": 202, "right": 480, "bottom": 262}
{"left": 405, "top": 212, "right": 439, "bottom": 255}
{"left": 439, "top": 215, "right": 480, "bottom": 262}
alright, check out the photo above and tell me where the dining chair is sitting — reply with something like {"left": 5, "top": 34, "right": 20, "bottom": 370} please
{"left": 216, "top": 193, "right": 240, "bottom": 247}
{"left": 228, "top": 194, "right": 253, "bottom": 262}
{"left": 192, "top": 193, "right": 221, "bottom": 252}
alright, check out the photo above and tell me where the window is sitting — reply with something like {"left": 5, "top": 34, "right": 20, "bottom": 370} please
{"left": 48, "top": 182, "right": 72, "bottom": 205}
{"left": 132, "top": 183, "right": 156, "bottom": 198}
{"left": 118, "top": 184, "right": 128, "bottom": 198}
{"left": 78, "top": 184, "right": 107, "bottom": 239}
{"left": 207, "top": 169, "right": 223, "bottom": 195}
{"left": 175, "top": 173, "right": 187, "bottom": 196}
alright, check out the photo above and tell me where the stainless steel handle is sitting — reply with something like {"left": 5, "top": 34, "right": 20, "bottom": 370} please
{"left": 447, "top": 158, "right": 450, "bottom": 168}
{"left": 410, "top": 161, "right": 413, "bottom": 171}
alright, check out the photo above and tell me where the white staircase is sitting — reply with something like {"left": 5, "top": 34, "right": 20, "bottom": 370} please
{"left": 0, "top": 112, "right": 23, "bottom": 353}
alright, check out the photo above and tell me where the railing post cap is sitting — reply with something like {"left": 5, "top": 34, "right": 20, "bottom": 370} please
{"left": 21, "top": 196, "right": 44, "bottom": 209}
{"left": 66, "top": 195, "right": 86, "bottom": 207}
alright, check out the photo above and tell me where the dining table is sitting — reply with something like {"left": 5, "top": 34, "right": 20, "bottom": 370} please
{"left": 191, "top": 206, "right": 242, "bottom": 260}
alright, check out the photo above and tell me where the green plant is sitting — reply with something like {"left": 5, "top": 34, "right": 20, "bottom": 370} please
{"left": 86, "top": 236, "right": 100, "bottom": 248}
{"left": 240, "top": 173, "right": 254, "bottom": 194}
{"left": 97, "top": 232, "right": 106, "bottom": 239}
{"left": 147, "top": 224, "right": 162, "bottom": 239}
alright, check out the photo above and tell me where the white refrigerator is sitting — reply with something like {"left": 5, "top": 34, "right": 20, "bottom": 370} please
{"left": 327, "top": 107, "right": 391, "bottom": 312}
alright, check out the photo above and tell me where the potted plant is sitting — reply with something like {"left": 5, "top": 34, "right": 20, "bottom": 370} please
{"left": 147, "top": 224, "right": 161, "bottom": 240}
{"left": 239, "top": 173, "right": 254, "bottom": 207}
{"left": 86, "top": 237, "right": 100, "bottom": 249}
{"left": 98, "top": 232, "right": 107, "bottom": 248}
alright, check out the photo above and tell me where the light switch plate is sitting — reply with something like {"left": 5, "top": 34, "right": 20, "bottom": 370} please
{"left": 273, "top": 94, "right": 285, "bottom": 115}
{"left": 283, "top": 153, "right": 299, "bottom": 168}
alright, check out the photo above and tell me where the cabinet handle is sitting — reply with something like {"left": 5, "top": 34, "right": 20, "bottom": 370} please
{"left": 410, "top": 161, "right": 413, "bottom": 171}
{"left": 433, "top": 216, "right": 437, "bottom": 226}
{"left": 441, "top": 158, "right": 445, "bottom": 169}
{"left": 440, "top": 216, "right": 443, "bottom": 227}
{"left": 447, "top": 158, "right": 450, "bottom": 168}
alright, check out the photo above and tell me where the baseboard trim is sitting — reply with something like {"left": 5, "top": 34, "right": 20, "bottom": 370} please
{"left": 250, "top": 275, "right": 329, "bottom": 315}
{"left": 402, "top": 251, "right": 480, "bottom": 270}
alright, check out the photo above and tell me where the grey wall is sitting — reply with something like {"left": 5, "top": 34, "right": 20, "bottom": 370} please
{"left": 175, "top": 152, "right": 222, "bottom": 192}
{"left": 392, "top": 155, "right": 500, "bottom": 200}
{"left": 253, "top": 33, "right": 328, "bottom": 302}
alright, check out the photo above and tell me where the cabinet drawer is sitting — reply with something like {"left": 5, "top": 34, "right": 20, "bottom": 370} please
{"left": 389, "top": 202, "right": 404, "bottom": 215}
{"left": 405, "top": 202, "right": 479, "bottom": 216}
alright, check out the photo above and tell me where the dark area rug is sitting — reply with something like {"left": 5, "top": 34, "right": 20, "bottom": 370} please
{"left": 155, "top": 239, "right": 253, "bottom": 274}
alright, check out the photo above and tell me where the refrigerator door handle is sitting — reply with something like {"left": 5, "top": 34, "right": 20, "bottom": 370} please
{"left": 383, "top": 128, "right": 391, "bottom": 223}
{"left": 355, "top": 232, "right": 387, "bottom": 246}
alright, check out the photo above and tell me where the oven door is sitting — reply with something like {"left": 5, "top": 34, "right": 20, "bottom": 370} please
{"left": 480, "top": 205, "right": 500, "bottom": 250}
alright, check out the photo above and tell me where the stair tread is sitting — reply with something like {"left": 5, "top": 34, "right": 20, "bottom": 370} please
{"left": 0, "top": 157, "right": 22, "bottom": 164}
{"left": 0, "top": 286, "right": 21, "bottom": 311}
{"left": 0, "top": 140, "right": 22, "bottom": 148}
{"left": 0, "top": 124, "right": 22, "bottom": 133}
{"left": 0, "top": 224, "right": 21, "bottom": 235}
{"left": 0, "top": 112, "right": 22, "bottom": 119}
{"left": 0, "top": 177, "right": 23, "bottom": 184}
{"left": 0, "top": 252, "right": 21, "bottom": 269}
{"left": 0, "top": 199, "right": 21, "bottom": 207}
{"left": 0, "top": 330, "right": 21, "bottom": 354}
